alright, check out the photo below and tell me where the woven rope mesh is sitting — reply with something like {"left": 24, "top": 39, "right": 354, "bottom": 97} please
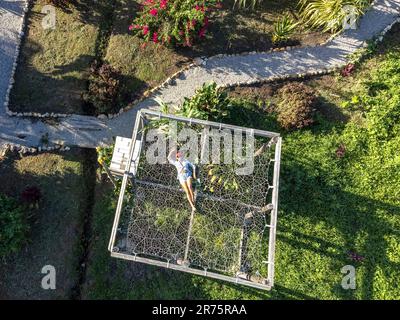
{"left": 114, "top": 113, "right": 278, "bottom": 284}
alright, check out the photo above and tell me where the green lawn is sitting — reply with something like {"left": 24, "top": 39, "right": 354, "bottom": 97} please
{"left": 82, "top": 25, "right": 400, "bottom": 300}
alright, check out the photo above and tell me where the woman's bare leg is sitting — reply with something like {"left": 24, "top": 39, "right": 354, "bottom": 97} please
{"left": 181, "top": 182, "right": 196, "bottom": 210}
{"left": 186, "top": 177, "right": 195, "bottom": 204}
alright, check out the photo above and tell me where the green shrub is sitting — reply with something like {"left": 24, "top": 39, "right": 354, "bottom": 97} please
{"left": 85, "top": 61, "right": 122, "bottom": 115}
{"left": 276, "top": 82, "right": 317, "bottom": 130}
{"left": 176, "top": 82, "right": 230, "bottom": 121}
{"left": 272, "top": 15, "right": 298, "bottom": 45}
{"left": 96, "top": 145, "right": 114, "bottom": 167}
{"left": 0, "top": 194, "right": 29, "bottom": 258}
{"left": 299, "top": 0, "right": 371, "bottom": 33}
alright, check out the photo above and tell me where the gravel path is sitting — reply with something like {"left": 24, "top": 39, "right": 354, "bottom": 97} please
{"left": 1, "top": 0, "right": 400, "bottom": 150}
{"left": 0, "top": 0, "right": 27, "bottom": 117}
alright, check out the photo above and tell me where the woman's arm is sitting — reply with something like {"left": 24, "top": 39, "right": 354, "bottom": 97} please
{"left": 191, "top": 162, "right": 197, "bottom": 180}
{"left": 168, "top": 149, "right": 176, "bottom": 164}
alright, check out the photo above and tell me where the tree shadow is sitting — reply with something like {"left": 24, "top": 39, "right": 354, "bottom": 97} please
{"left": 10, "top": 36, "right": 144, "bottom": 115}
{"left": 314, "top": 96, "right": 350, "bottom": 124}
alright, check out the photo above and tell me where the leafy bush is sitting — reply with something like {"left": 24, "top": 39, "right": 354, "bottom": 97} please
{"left": 96, "top": 145, "right": 114, "bottom": 168}
{"left": 176, "top": 82, "right": 230, "bottom": 121}
{"left": 0, "top": 194, "right": 29, "bottom": 258}
{"left": 272, "top": 15, "right": 298, "bottom": 45}
{"left": 129, "top": 0, "right": 222, "bottom": 47}
{"left": 203, "top": 163, "right": 240, "bottom": 193}
{"left": 275, "top": 82, "right": 317, "bottom": 130}
{"left": 85, "top": 61, "right": 122, "bottom": 114}
{"left": 299, "top": 0, "right": 371, "bottom": 33}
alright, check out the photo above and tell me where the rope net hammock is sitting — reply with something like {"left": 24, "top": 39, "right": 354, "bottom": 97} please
{"left": 109, "top": 109, "right": 282, "bottom": 290}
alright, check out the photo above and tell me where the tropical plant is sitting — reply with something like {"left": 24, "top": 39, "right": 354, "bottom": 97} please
{"left": 96, "top": 145, "right": 114, "bottom": 167}
{"left": 275, "top": 82, "right": 317, "bottom": 130}
{"left": 0, "top": 194, "right": 29, "bottom": 258}
{"left": 129, "top": 0, "right": 222, "bottom": 47}
{"left": 272, "top": 15, "right": 298, "bottom": 44}
{"left": 299, "top": 0, "right": 371, "bottom": 33}
{"left": 176, "top": 82, "right": 230, "bottom": 121}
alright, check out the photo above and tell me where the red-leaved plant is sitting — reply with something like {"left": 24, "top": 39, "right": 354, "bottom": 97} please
{"left": 21, "top": 186, "right": 42, "bottom": 209}
{"left": 341, "top": 63, "right": 355, "bottom": 77}
{"left": 129, "top": 0, "right": 222, "bottom": 47}
{"left": 336, "top": 143, "right": 346, "bottom": 158}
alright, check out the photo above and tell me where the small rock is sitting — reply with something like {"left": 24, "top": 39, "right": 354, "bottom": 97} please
{"left": 194, "top": 57, "right": 203, "bottom": 66}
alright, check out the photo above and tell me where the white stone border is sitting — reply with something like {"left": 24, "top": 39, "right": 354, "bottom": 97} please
{"left": 0, "top": 142, "right": 70, "bottom": 157}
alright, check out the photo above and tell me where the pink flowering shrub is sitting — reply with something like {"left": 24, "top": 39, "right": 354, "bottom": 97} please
{"left": 129, "top": 0, "right": 222, "bottom": 47}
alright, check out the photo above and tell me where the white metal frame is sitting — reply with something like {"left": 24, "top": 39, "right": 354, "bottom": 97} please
{"left": 108, "top": 109, "right": 282, "bottom": 291}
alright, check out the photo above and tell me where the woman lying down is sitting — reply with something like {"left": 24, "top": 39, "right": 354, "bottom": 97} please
{"left": 168, "top": 148, "right": 197, "bottom": 211}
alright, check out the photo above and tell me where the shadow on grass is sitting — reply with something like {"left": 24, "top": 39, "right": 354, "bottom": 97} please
{"left": 10, "top": 36, "right": 144, "bottom": 115}
{"left": 279, "top": 151, "right": 400, "bottom": 300}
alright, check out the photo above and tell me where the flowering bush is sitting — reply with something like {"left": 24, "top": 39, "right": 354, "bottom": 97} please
{"left": 129, "top": 0, "right": 222, "bottom": 47}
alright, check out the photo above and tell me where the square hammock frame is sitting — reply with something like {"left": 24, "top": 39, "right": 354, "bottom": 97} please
{"left": 108, "top": 109, "right": 282, "bottom": 291}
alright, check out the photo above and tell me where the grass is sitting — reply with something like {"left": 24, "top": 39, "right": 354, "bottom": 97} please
{"left": 0, "top": 150, "right": 89, "bottom": 299}
{"left": 82, "top": 25, "right": 400, "bottom": 300}
{"left": 9, "top": 0, "right": 101, "bottom": 114}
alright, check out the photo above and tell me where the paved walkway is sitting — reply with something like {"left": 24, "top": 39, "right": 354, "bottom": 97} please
{"left": 1, "top": 0, "right": 400, "bottom": 149}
